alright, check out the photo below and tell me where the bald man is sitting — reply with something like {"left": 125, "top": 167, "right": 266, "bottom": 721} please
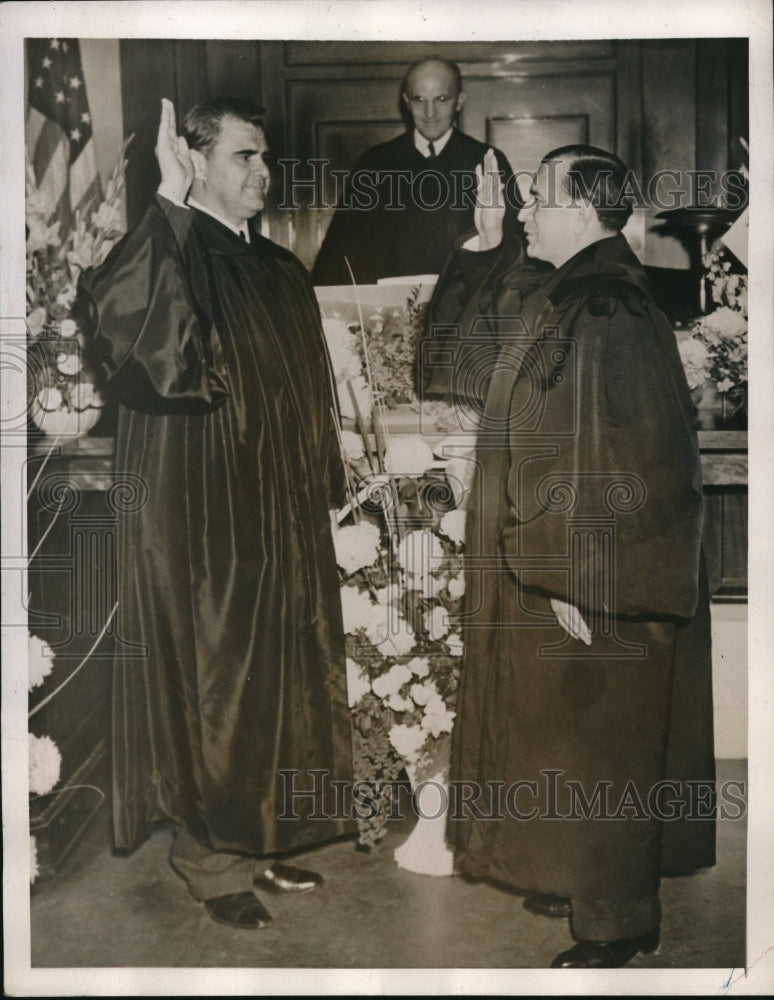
{"left": 311, "top": 57, "right": 516, "bottom": 285}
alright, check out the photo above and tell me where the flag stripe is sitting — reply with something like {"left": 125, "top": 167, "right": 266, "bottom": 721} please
{"left": 31, "top": 117, "right": 67, "bottom": 188}
{"left": 26, "top": 106, "right": 47, "bottom": 153}
{"left": 38, "top": 140, "right": 70, "bottom": 215}
{"left": 70, "top": 140, "right": 100, "bottom": 207}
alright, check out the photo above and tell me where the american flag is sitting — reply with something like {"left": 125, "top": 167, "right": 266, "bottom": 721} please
{"left": 26, "top": 38, "right": 101, "bottom": 237}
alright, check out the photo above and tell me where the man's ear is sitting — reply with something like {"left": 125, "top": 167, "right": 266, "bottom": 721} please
{"left": 455, "top": 90, "right": 466, "bottom": 114}
{"left": 189, "top": 148, "right": 208, "bottom": 183}
{"left": 577, "top": 199, "right": 598, "bottom": 235}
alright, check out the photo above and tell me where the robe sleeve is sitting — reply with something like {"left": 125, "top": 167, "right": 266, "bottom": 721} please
{"left": 76, "top": 196, "right": 229, "bottom": 414}
{"left": 501, "top": 287, "right": 704, "bottom": 620}
{"left": 419, "top": 230, "right": 549, "bottom": 404}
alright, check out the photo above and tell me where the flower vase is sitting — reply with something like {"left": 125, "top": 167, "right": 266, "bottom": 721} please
{"left": 393, "top": 763, "right": 455, "bottom": 876}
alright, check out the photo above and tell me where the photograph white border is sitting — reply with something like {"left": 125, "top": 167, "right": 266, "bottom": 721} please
{"left": 2, "top": 1, "right": 772, "bottom": 995}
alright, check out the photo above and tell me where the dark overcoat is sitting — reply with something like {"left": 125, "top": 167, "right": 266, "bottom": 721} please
{"left": 424, "top": 233, "right": 715, "bottom": 902}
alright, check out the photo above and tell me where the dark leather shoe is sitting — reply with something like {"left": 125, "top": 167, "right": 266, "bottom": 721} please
{"left": 523, "top": 893, "right": 572, "bottom": 919}
{"left": 254, "top": 861, "right": 323, "bottom": 894}
{"left": 204, "top": 891, "right": 272, "bottom": 929}
{"left": 550, "top": 928, "right": 660, "bottom": 968}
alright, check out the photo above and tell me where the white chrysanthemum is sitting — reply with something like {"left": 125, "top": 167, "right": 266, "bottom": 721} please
{"left": 362, "top": 604, "right": 389, "bottom": 645}
{"left": 445, "top": 632, "right": 464, "bottom": 656}
{"left": 340, "top": 429, "right": 366, "bottom": 461}
{"left": 440, "top": 509, "right": 467, "bottom": 545}
{"left": 59, "top": 318, "right": 77, "bottom": 338}
{"left": 36, "top": 387, "right": 63, "bottom": 412}
{"left": 55, "top": 351, "right": 82, "bottom": 376}
{"left": 447, "top": 573, "right": 466, "bottom": 600}
{"left": 372, "top": 662, "right": 413, "bottom": 699}
{"left": 396, "top": 529, "right": 438, "bottom": 579}
{"left": 345, "top": 657, "right": 371, "bottom": 707}
{"left": 337, "top": 374, "right": 372, "bottom": 421}
{"left": 30, "top": 835, "right": 39, "bottom": 884}
{"left": 389, "top": 723, "right": 427, "bottom": 761}
{"left": 701, "top": 306, "right": 746, "bottom": 339}
{"left": 28, "top": 633, "right": 54, "bottom": 691}
{"left": 383, "top": 434, "right": 435, "bottom": 476}
{"left": 425, "top": 605, "right": 450, "bottom": 641}
{"left": 340, "top": 586, "right": 377, "bottom": 634}
{"left": 380, "top": 616, "right": 417, "bottom": 656}
{"left": 421, "top": 698, "right": 456, "bottom": 737}
{"left": 29, "top": 733, "right": 61, "bottom": 796}
{"left": 407, "top": 656, "right": 431, "bottom": 678}
{"left": 322, "top": 317, "right": 363, "bottom": 379}
{"left": 387, "top": 694, "right": 413, "bottom": 712}
{"left": 334, "top": 521, "right": 381, "bottom": 575}
{"left": 410, "top": 680, "right": 439, "bottom": 706}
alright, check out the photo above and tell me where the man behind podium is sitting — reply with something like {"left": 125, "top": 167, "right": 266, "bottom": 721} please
{"left": 311, "top": 57, "right": 514, "bottom": 285}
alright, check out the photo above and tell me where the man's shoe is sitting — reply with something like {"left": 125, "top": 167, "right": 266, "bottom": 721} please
{"left": 203, "top": 891, "right": 272, "bottom": 929}
{"left": 550, "top": 928, "right": 660, "bottom": 968}
{"left": 523, "top": 893, "right": 572, "bottom": 919}
{"left": 254, "top": 861, "right": 323, "bottom": 894}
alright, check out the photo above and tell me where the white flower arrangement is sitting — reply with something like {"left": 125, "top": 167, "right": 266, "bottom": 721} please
{"left": 26, "top": 137, "right": 132, "bottom": 432}
{"left": 335, "top": 489, "right": 464, "bottom": 847}
{"left": 678, "top": 243, "right": 748, "bottom": 411}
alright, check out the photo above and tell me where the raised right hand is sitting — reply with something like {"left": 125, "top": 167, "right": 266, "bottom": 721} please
{"left": 155, "top": 98, "right": 194, "bottom": 203}
{"left": 474, "top": 148, "right": 505, "bottom": 251}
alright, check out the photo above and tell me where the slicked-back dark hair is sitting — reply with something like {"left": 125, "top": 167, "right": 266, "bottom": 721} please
{"left": 182, "top": 97, "right": 265, "bottom": 156}
{"left": 543, "top": 144, "right": 634, "bottom": 232}
{"left": 403, "top": 57, "right": 463, "bottom": 97}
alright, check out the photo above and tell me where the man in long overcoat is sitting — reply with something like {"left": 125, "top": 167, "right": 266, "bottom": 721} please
{"left": 422, "top": 146, "right": 715, "bottom": 967}
{"left": 78, "top": 97, "right": 353, "bottom": 929}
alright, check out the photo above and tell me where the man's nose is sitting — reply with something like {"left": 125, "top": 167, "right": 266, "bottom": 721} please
{"left": 425, "top": 100, "right": 438, "bottom": 118}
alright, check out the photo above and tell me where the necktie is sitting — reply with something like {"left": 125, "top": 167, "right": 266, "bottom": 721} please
{"left": 427, "top": 141, "right": 437, "bottom": 160}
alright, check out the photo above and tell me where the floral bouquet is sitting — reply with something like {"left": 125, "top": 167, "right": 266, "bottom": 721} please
{"left": 26, "top": 136, "right": 132, "bottom": 436}
{"left": 335, "top": 476, "right": 465, "bottom": 848}
{"left": 678, "top": 243, "right": 748, "bottom": 416}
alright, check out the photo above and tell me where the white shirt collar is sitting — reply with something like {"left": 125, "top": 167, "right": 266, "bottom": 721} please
{"left": 187, "top": 196, "right": 251, "bottom": 243}
{"left": 413, "top": 127, "right": 454, "bottom": 159}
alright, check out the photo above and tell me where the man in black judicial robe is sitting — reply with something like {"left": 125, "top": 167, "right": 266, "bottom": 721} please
{"left": 78, "top": 97, "right": 353, "bottom": 930}
{"left": 311, "top": 57, "right": 514, "bottom": 285}
{"left": 421, "top": 147, "right": 715, "bottom": 967}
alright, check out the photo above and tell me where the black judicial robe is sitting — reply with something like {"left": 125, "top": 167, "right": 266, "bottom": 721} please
{"left": 311, "top": 129, "right": 514, "bottom": 285}
{"left": 424, "top": 233, "right": 715, "bottom": 903}
{"left": 78, "top": 198, "right": 353, "bottom": 854}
